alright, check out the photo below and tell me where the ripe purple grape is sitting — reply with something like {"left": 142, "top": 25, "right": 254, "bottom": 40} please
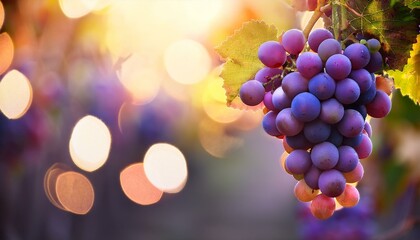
{"left": 327, "top": 127, "right": 344, "bottom": 147}
{"left": 281, "top": 72, "right": 309, "bottom": 99}
{"left": 275, "top": 108, "right": 304, "bottom": 136}
{"left": 311, "top": 142, "right": 339, "bottom": 170}
{"left": 337, "top": 109, "right": 365, "bottom": 138}
{"left": 366, "top": 90, "right": 392, "bottom": 118}
{"left": 239, "top": 80, "right": 265, "bottom": 106}
{"left": 263, "top": 91, "right": 276, "bottom": 111}
{"left": 308, "top": 29, "right": 334, "bottom": 52}
{"left": 334, "top": 78, "right": 360, "bottom": 105}
{"left": 318, "top": 169, "right": 346, "bottom": 197}
{"left": 367, "top": 38, "right": 381, "bottom": 53}
{"left": 325, "top": 54, "right": 352, "bottom": 81}
{"left": 304, "top": 119, "right": 331, "bottom": 144}
{"left": 258, "top": 41, "right": 287, "bottom": 68}
{"left": 304, "top": 165, "right": 321, "bottom": 189}
{"left": 272, "top": 87, "right": 292, "bottom": 111}
{"left": 308, "top": 73, "right": 336, "bottom": 100}
{"left": 296, "top": 52, "right": 323, "bottom": 79}
{"left": 343, "top": 43, "right": 371, "bottom": 69}
{"left": 318, "top": 39, "right": 342, "bottom": 62}
{"left": 262, "top": 111, "right": 283, "bottom": 136}
{"left": 349, "top": 69, "right": 373, "bottom": 92}
{"left": 282, "top": 29, "right": 306, "bottom": 55}
{"left": 336, "top": 146, "right": 359, "bottom": 172}
{"left": 354, "top": 133, "right": 372, "bottom": 159}
{"left": 291, "top": 92, "right": 321, "bottom": 122}
{"left": 285, "top": 150, "right": 312, "bottom": 175}
{"left": 285, "top": 132, "right": 312, "bottom": 150}
{"left": 319, "top": 98, "right": 344, "bottom": 124}
{"left": 255, "top": 67, "right": 283, "bottom": 91}
{"left": 364, "top": 51, "right": 383, "bottom": 73}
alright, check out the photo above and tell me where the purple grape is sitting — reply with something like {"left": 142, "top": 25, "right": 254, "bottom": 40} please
{"left": 367, "top": 38, "right": 381, "bottom": 53}
{"left": 348, "top": 104, "right": 367, "bottom": 120}
{"left": 276, "top": 108, "right": 304, "bottom": 136}
{"left": 272, "top": 87, "right": 292, "bottom": 111}
{"left": 337, "top": 109, "right": 364, "bottom": 138}
{"left": 366, "top": 90, "right": 392, "bottom": 118}
{"left": 325, "top": 54, "right": 352, "bottom": 80}
{"left": 281, "top": 72, "right": 309, "bottom": 99}
{"left": 255, "top": 67, "right": 283, "bottom": 91}
{"left": 343, "top": 43, "right": 371, "bottom": 69}
{"left": 263, "top": 91, "right": 276, "bottom": 111}
{"left": 319, "top": 98, "right": 344, "bottom": 124}
{"left": 262, "top": 111, "right": 283, "bottom": 136}
{"left": 355, "top": 80, "right": 376, "bottom": 105}
{"left": 311, "top": 142, "right": 339, "bottom": 170}
{"left": 282, "top": 29, "right": 306, "bottom": 55}
{"left": 258, "top": 41, "right": 287, "bottom": 68}
{"left": 239, "top": 80, "right": 265, "bottom": 106}
{"left": 285, "top": 132, "right": 312, "bottom": 150}
{"left": 354, "top": 133, "right": 372, "bottom": 159}
{"left": 304, "top": 119, "right": 331, "bottom": 144}
{"left": 304, "top": 165, "right": 321, "bottom": 189}
{"left": 296, "top": 52, "right": 323, "bottom": 79}
{"left": 349, "top": 69, "right": 373, "bottom": 92}
{"left": 335, "top": 78, "right": 360, "bottom": 104}
{"left": 285, "top": 150, "right": 312, "bottom": 175}
{"left": 308, "top": 73, "right": 336, "bottom": 100}
{"left": 291, "top": 92, "right": 321, "bottom": 122}
{"left": 327, "top": 127, "right": 343, "bottom": 147}
{"left": 318, "top": 169, "right": 346, "bottom": 197}
{"left": 342, "top": 133, "right": 363, "bottom": 148}
{"left": 364, "top": 122, "right": 372, "bottom": 137}
{"left": 364, "top": 51, "right": 383, "bottom": 73}
{"left": 308, "top": 29, "right": 334, "bottom": 52}
{"left": 318, "top": 39, "right": 342, "bottom": 62}
{"left": 336, "top": 146, "right": 359, "bottom": 172}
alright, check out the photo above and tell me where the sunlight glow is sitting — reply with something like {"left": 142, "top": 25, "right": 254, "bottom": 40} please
{"left": 120, "top": 163, "right": 163, "bottom": 205}
{"left": 143, "top": 143, "right": 188, "bottom": 193}
{"left": 0, "top": 70, "right": 33, "bottom": 119}
{"left": 164, "top": 39, "right": 211, "bottom": 85}
{"left": 69, "top": 115, "right": 112, "bottom": 172}
{"left": 59, "top": 0, "right": 98, "bottom": 19}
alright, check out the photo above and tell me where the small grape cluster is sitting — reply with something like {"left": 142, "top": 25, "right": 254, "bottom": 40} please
{"left": 239, "top": 28, "right": 392, "bottom": 219}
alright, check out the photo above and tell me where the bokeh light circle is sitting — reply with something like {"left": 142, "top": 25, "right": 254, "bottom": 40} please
{"left": 59, "top": 0, "right": 98, "bottom": 19}
{"left": 164, "top": 39, "right": 211, "bottom": 85}
{"left": 143, "top": 143, "right": 188, "bottom": 193}
{"left": 69, "top": 115, "right": 112, "bottom": 172}
{"left": 0, "top": 70, "right": 33, "bottom": 119}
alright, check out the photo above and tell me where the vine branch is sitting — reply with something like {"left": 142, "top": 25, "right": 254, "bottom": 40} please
{"left": 302, "top": 0, "right": 327, "bottom": 39}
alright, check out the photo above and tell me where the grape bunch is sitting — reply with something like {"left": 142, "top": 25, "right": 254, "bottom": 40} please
{"left": 239, "top": 28, "right": 392, "bottom": 219}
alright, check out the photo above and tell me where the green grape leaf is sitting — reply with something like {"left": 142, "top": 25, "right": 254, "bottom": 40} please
{"left": 345, "top": 0, "right": 419, "bottom": 71}
{"left": 215, "top": 20, "right": 278, "bottom": 108}
{"left": 403, "top": 0, "right": 420, "bottom": 9}
{"left": 388, "top": 34, "right": 420, "bottom": 105}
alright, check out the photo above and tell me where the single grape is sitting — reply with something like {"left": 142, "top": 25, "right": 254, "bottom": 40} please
{"left": 304, "top": 119, "right": 331, "bottom": 144}
{"left": 285, "top": 150, "right": 312, "bottom": 175}
{"left": 285, "top": 131, "right": 312, "bottom": 150}
{"left": 354, "top": 80, "right": 376, "bottom": 105}
{"left": 276, "top": 108, "right": 304, "bottom": 136}
{"left": 343, "top": 43, "right": 371, "bottom": 69}
{"left": 258, "top": 41, "right": 287, "bottom": 68}
{"left": 282, "top": 29, "right": 306, "bottom": 55}
{"left": 255, "top": 67, "right": 283, "bottom": 91}
{"left": 308, "top": 29, "right": 334, "bottom": 52}
{"left": 335, "top": 78, "right": 360, "bottom": 105}
{"left": 349, "top": 69, "right": 373, "bottom": 92}
{"left": 336, "top": 184, "right": 360, "bottom": 208}
{"left": 310, "top": 194, "right": 336, "bottom": 220}
{"left": 308, "top": 73, "right": 336, "bottom": 100}
{"left": 291, "top": 92, "right": 321, "bottom": 122}
{"left": 296, "top": 52, "right": 323, "bottom": 79}
{"left": 263, "top": 91, "right": 276, "bottom": 111}
{"left": 282, "top": 138, "right": 294, "bottom": 153}
{"left": 262, "top": 111, "right": 283, "bottom": 137}
{"left": 364, "top": 122, "right": 372, "bottom": 138}
{"left": 304, "top": 165, "right": 321, "bottom": 190}
{"left": 366, "top": 90, "right": 392, "bottom": 118}
{"left": 327, "top": 127, "right": 344, "bottom": 147}
{"left": 318, "top": 39, "right": 342, "bottom": 62}
{"left": 343, "top": 162, "right": 364, "bottom": 183}
{"left": 294, "top": 180, "right": 320, "bottom": 202}
{"left": 325, "top": 54, "right": 352, "bottom": 80}
{"left": 348, "top": 104, "right": 367, "bottom": 120}
{"left": 336, "top": 146, "right": 359, "bottom": 172}
{"left": 337, "top": 109, "right": 364, "bottom": 138}
{"left": 307, "top": 0, "right": 317, "bottom": 11}
{"left": 311, "top": 142, "right": 339, "bottom": 170}
{"left": 366, "top": 38, "right": 381, "bottom": 53}
{"left": 375, "top": 75, "right": 393, "bottom": 95}
{"left": 354, "top": 133, "right": 372, "bottom": 159}
{"left": 364, "top": 51, "right": 383, "bottom": 73}
{"left": 318, "top": 169, "right": 346, "bottom": 197}
{"left": 272, "top": 87, "right": 292, "bottom": 111}
{"left": 282, "top": 72, "right": 309, "bottom": 99}
{"left": 239, "top": 80, "right": 265, "bottom": 106}
{"left": 319, "top": 98, "right": 344, "bottom": 124}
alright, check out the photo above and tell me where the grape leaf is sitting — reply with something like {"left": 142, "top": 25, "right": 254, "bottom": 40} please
{"left": 215, "top": 20, "right": 278, "bottom": 108}
{"left": 403, "top": 0, "right": 420, "bottom": 9}
{"left": 388, "top": 34, "right": 420, "bottom": 105}
{"left": 345, "top": 0, "right": 419, "bottom": 71}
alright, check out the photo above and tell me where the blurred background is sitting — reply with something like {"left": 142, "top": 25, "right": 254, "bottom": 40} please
{"left": 0, "top": 0, "right": 419, "bottom": 239}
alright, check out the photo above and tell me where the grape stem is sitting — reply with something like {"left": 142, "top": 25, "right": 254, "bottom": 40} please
{"left": 302, "top": 0, "right": 327, "bottom": 40}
